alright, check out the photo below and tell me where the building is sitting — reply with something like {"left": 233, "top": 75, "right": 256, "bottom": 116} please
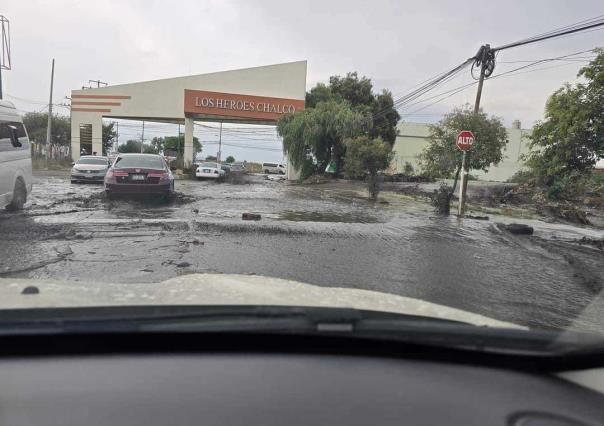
{"left": 69, "top": 61, "right": 307, "bottom": 180}
{"left": 391, "top": 120, "right": 531, "bottom": 182}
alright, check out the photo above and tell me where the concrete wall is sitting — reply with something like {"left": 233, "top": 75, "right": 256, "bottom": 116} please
{"left": 391, "top": 122, "right": 531, "bottom": 182}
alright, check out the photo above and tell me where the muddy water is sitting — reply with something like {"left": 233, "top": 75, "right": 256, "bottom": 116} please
{"left": 0, "top": 171, "right": 603, "bottom": 331}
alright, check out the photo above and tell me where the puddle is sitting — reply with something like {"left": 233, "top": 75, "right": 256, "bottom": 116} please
{"left": 277, "top": 210, "right": 380, "bottom": 223}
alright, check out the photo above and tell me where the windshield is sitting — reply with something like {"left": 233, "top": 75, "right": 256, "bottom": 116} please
{"left": 114, "top": 155, "right": 164, "bottom": 169}
{"left": 77, "top": 158, "right": 108, "bottom": 165}
{"left": 2, "top": 2, "right": 604, "bottom": 361}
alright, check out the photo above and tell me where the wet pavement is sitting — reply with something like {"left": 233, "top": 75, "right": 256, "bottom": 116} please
{"left": 1, "top": 170, "right": 603, "bottom": 331}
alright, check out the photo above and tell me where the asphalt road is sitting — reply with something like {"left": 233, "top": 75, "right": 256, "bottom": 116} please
{"left": 1, "top": 170, "right": 603, "bottom": 331}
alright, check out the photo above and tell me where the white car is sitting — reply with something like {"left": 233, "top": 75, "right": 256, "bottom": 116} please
{"left": 263, "top": 162, "right": 286, "bottom": 174}
{"left": 195, "top": 162, "right": 226, "bottom": 179}
{"left": 71, "top": 156, "right": 111, "bottom": 184}
{"left": 0, "top": 100, "right": 32, "bottom": 210}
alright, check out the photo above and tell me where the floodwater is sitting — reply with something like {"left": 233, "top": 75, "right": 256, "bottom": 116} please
{"left": 0, "top": 170, "right": 603, "bottom": 331}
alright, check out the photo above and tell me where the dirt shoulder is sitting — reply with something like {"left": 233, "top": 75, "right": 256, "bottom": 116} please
{"left": 385, "top": 180, "right": 604, "bottom": 229}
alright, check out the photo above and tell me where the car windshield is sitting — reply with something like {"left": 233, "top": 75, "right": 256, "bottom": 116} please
{"left": 77, "top": 158, "right": 107, "bottom": 165}
{"left": 2, "top": 2, "right": 604, "bottom": 361}
{"left": 114, "top": 155, "right": 164, "bottom": 169}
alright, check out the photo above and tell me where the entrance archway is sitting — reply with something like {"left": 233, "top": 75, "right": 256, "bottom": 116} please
{"left": 70, "top": 61, "right": 307, "bottom": 179}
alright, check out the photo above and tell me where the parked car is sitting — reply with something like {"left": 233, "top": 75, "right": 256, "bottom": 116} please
{"left": 196, "top": 162, "right": 226, "bottom": 179}
{"left": 220, "top": 164, "right": 232, "bottom": 174}
{"left": 0, "top": 100, "right": 32, "bottom": 210}
{"left": 104, "top": 153, "right": 174, "bottom": 198}
{"left": 263, "top": 162, "right": 286, "bottom": 174}
{"left": 71, "top": 156, "right": 111, "bottom": 184}
{"left": 230, "top": 163, "right": 246, "bottom": 173}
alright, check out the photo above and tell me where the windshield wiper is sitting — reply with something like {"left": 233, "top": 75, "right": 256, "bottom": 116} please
{"left": 0, "top": 305, "right": 601, "bottom": 357}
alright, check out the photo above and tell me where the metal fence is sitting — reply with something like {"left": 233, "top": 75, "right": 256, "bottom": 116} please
{"left": 30, "top": 142, "right": 71, "bottom": 160}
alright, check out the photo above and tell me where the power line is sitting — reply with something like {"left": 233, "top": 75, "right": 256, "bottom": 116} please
{"left": 372, "top": 59, "right": 473, "bottom": 121}
{"left": 398, "top": 49, "right": 598, "bottom": 119}
{"left": 394, "top": 49, "right": 597, "bottom": 114}
{"left": 492, "top": 15, "right": 604, "bottom": 52}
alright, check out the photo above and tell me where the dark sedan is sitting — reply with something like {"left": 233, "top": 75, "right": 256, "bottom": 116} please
{"left": 104, "top": 154, "right": 174, "bottom": 198}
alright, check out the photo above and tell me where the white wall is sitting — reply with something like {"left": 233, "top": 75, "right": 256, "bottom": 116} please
{"left": 392, "top": 122, "right": 531, "bottom": 182}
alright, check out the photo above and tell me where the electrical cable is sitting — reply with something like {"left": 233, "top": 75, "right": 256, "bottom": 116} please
{"left": 491, "top": 15, "right": 604, "bottom": 52}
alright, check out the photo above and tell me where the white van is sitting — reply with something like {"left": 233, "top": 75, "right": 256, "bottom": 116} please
{"left": 0, "top": 100, "right": 32, "bottom": 210}
{"left": 262, "top": 162, "right": 286, "bottom": 175}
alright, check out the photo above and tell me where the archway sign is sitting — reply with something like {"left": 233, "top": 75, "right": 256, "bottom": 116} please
{"left": 69, "top": 61, "right": 307, "bottom": 180}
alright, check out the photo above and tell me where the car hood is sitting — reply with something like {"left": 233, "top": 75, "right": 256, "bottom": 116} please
{"left": 0, "top": 274, "right": 522, "bottom": 328}
{"left": 74, "top": 164, "right": 107, "bottom": 171}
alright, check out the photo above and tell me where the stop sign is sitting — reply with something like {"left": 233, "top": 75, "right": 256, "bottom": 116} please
{"left": 456, "top": 130, "right": 475, "bottom": 151}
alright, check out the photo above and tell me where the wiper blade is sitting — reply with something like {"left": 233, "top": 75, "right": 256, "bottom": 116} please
{"left": 0, "top": 305, "right": 601, "bottom": 357}
{"left": 0, "top": 305, "right": 469, "bottom": 334}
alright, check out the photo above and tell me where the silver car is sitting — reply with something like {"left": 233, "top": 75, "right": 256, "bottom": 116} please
{"left": 71, "top": 156, "right": 111, "bottom": 184}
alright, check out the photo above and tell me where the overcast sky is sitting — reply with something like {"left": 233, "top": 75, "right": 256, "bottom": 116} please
{"left": 1, "top": 0, "right": 603, "bottom": 162}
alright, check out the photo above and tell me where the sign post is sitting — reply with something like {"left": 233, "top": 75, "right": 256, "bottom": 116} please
{"left": 456, "top": 130, "right": 475, "bottom": 216}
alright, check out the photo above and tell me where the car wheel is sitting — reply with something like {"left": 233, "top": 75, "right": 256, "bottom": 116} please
{"left": 264, "top": 170, "right": 270, "bottom": 174}
{"left": 105, "top": 191, "right": 114, "bottom": 201}
{"left": 6, "top": 178, "right": 27, "bottom": 211}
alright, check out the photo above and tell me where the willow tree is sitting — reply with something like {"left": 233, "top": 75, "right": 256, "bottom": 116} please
{"left": 277, "top": 100, "right": 369, "bottom": 174}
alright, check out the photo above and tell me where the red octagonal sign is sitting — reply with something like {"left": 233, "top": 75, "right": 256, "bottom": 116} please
{"left": 456, "top": 130, "right": 475, "bottom": 151}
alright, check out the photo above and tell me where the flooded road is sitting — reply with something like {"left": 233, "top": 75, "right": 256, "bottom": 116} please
{"left": 1, "top": 170, "right": 603, "bottom": 331}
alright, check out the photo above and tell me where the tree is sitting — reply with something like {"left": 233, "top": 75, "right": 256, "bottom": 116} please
{"left": 225, "top": 155, "right": 235, "bottom": 163}
{"left": 117, "top": 140, "right": 156, "bottom": 153}
{"left": 343, "top": 136, "right": 393, "bottom": 200}
{"left": 277, "top": 100, "right": 369, "bottom": 173}
{"left": 148, "top": 136, "right": 201, "bottom": 155}
{"left": 525, "top": 49, "right": 604, "bottom": 184}
{"left": 419, "top": 106, "right": 508, "bottom": 179}
{"left": 329, "top": 72, "right": 374, "bottom": 108}
{"left": 370, "top": 90, "right": 400, "bottom": 145}
{"left": 22, "top": 112, "right": 70, "bottom": 145}
{"left": 304, "top": 72, "right": 400, "bottom": 146}
{"left": 102, "top": 122, "right": 117, "bottom": 155}
{"left": 205, "top": 155, "right": 217, "bottom": 161}
{"left": 305, "top": 83, "right": 334, "bottom": 108}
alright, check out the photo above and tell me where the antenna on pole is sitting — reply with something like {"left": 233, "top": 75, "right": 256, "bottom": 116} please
{"left": 88, "top": 79, "right": 108, "bottom": 88}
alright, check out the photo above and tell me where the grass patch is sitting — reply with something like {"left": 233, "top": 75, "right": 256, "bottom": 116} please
{"left": 32, "top": 157, "right": 72, "bottom": 170}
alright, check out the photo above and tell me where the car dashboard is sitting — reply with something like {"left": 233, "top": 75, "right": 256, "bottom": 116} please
{"left": 0, "top": 335, "right": 603, "bottom": 426}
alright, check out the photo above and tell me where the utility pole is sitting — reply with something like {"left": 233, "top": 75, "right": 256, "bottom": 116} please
{"left": 115, "top": 121, "right": 119, "bottom": 153}
{"left": 217, "top": 122, "right": 222, "bottom": 163}
{"left": 140, "top": 121, "right": 145, "bottom": 153}
{"left": 45, "top": 58, "right": 55, "bottom": 159}
{"left": 459, "top": 45, "right": 489, "bottom": 216}
{"left": 0, "top": 15, "right": 12, "bottom": 100}
{"left": 178, "top": 123, "right": 181, "bottom": 164}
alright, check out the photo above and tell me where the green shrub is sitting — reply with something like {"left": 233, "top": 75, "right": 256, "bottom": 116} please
{"left": 403, "top": 162, "right": 414, "bottom": 175}
{"left": 299, "top": 158, "right": 317, "bottom": 181}
{"left": 507, "top": 169, "right": 535, "bottom": 184}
